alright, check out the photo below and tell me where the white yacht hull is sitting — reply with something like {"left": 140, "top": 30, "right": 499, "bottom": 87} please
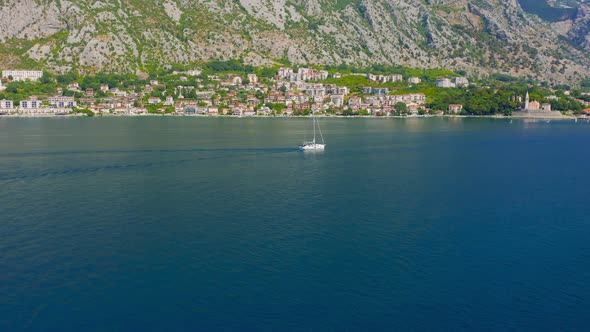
{"left": 299, "top": 143, "right": 325, "bottom": 150}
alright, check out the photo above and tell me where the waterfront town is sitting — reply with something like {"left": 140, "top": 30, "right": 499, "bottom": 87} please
{"left": 1, "top": 68, "right": 589, "bottom": 118}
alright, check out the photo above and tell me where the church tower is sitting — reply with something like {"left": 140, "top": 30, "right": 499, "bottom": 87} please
{"left": 524, "top": 91, "right": 529, "bottom": 110}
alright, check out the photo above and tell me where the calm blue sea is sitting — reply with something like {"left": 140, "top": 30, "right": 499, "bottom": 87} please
{"left": 1, "top": 117, "right": 589, "bottom": 331}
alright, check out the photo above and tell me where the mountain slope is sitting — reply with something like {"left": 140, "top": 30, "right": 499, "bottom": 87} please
{"left": 0, "top": 0, "right": 589, "bottom": 84}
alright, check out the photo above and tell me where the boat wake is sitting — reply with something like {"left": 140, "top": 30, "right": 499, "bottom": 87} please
{"left": 0, "top": 147, "right": 300, "bottom": 182}
{"left": 0, "top": 147, "right": 299, "bottom": 158}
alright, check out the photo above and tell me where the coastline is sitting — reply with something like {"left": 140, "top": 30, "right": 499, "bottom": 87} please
{"left": 0, "top": 113, "right": 581, "bottom": 120}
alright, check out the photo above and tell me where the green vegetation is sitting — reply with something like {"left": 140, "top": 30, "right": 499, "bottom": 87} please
{"left": 266, "top": 103, "right": 286, "bottom": 112}
{"left": 394, "top": 102, "right": 408, "bottom": 114}
{"left": 489, "top": 73, "right": 519, "bottom": 83}
{"left": 292, "top": 109, "right": 311, "bottom": 116}
{"left": 72, "top": 108, "right": 94, "bottom": 116}
{"left": 145, "top": 104, "right": 170, "bottom": 114}
{"left": 0, "top": 79, "right": 59, "bottom": 104}
{"left": 321, "top": 75, "right": 372, "bottom": 92}
{"left": 205, "top": 60, "right": 254, "bottom": 74}
{"left": 423, "top": 84, "right": 584, "bottom": 115}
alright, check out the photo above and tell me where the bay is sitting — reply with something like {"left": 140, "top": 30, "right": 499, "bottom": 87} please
{"left": 1, "top": 117, "right": 589, "bottom": 331}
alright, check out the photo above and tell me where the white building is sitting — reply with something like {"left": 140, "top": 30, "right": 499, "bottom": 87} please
{"left": 373, "top": 88, "right": 389, "bottom": 96}
{"left": 48, "top": 96, "right": 76, "bottom": 108}
{"left": 391, "top": 74, "right": 403, "bottom": 82}
{"left": 67, "top": 82, "right": 80, "bottom": 91}
{"left": 368, "top": 74, "right": 403, "bottom": 83}
{"left": 297, "top": 68, "right": 313, "bottom": 81}
{"left": 334, "top": 86, "right": 349, "bottom": 95}
{"left": 408, "top": 77, "right": 422, "bottom": 84}
{"left": 231, "top": 76, "right": 242, "bottom": 85}
{"left": 20, "top": 97, "right": 41, "bottom": 108}
{"left": 448, "top": 104, "right": 463, "bottom": 114}
{"left": 276, "top": 67, "right": 328, "bottom": 81}
{"left": 148, "top": 97, "right": 161, "bottom": 105}
{"left": 186, "top": 69, "right": 202, "bottom": 76}
{"left": 313, "top": 95, "right": 325, "bottom": 103}
{"left": 110, "top": 88, "right": 127, "bottom": 97}
{"left": 2, "top": 70, "right": 43, "bottom": 82}
{"left": 165, "top": 96, "right": 174, "bottom": 106}
{"left": 454, "top": 77, "right": 469, "bottom": 87}
{"left": 307, "top": 86, "right": 326, "bottom": 97}
{"left": 277, "top": 67, "right": 294, "bottom": 78}
{"left": 435, "top": 78, "right": 454, "bottom": 88}
{"left": 247, "top": 74, "right": 258, "bottom": 84}
{"left": 330, "top": 95, "right": 345, "bottom": 107}
{"left": 0, "top": 99, "right": 14, "bottom": 108}
{"left": 314, "top": 70, "right": 329, "bottom": 80}
{"left": 387, "top": 93, "right": 426, "bottom": 105}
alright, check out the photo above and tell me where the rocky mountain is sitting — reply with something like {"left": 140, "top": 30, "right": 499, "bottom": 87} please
{"left": 0, "top": 0, "right": 589, "bottom": 84}
{"left": 551, "top": 3, "right": 590, "bottom": 51}
{"left": 518, "top": 0, "right": 590, "bottom": 55}
{"left": 567, "top": 4, "right": 590, "bottom": 49}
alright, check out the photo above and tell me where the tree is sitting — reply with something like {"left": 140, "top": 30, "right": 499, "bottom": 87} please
{"left": 342, "top": 109, "right": 355, "bottom": 116}
{"left": 57, "top": 71, "right": 78, "bottom": 84}
{"left": 267, "top": 103, "right": 286, "bottom": 112}
{"left": 394, "top": 102, "right": 408, "bottom": 114}
{"left": 259, "top": 67, "right": 276, "bottom": 78}
{"left": 40, "top": 72, "right": 54, "bottom": 84}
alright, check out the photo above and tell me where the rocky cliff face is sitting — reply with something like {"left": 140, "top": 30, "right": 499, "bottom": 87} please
{"left": 565, "top": 4, "right": 590, "bottom": 50}
{"left": 0, "top": 0, "right": 589, "bottom": 83}
{"left": 522, "top": 1, "right": 590, "bottom": 58}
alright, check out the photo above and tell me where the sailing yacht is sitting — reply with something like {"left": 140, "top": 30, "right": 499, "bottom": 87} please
{"left": 299, "top": 111, "right": 325, "bottom": 150}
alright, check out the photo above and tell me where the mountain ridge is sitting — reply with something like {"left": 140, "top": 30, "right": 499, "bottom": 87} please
{"left": 0, "top": 0, "right": 589, "bottom": 84}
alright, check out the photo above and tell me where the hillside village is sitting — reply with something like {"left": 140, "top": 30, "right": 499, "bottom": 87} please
{"left": 1, "top": 67, "right": 589, "bottom": 118}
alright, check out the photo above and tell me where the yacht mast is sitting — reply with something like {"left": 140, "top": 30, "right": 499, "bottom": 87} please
{"left": 316, "top": 116, "right": 324, "bottom": 144}
{"left": 312, "top": 111, "right": 316, "bottom": 143}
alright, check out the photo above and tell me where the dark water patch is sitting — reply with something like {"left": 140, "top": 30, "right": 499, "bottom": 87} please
{"left": 0, "top": 149, "right": 298, "bottom": 182}
{"left": 517, "top": 0, "right": 578, "bottom": 21}
{"left": 0, "top": 147, "right": 299, "bottom": 158}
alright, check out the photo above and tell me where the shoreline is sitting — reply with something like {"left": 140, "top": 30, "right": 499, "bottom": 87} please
{"left": 0, "top": 113, "right": 582, "bottom": 120}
